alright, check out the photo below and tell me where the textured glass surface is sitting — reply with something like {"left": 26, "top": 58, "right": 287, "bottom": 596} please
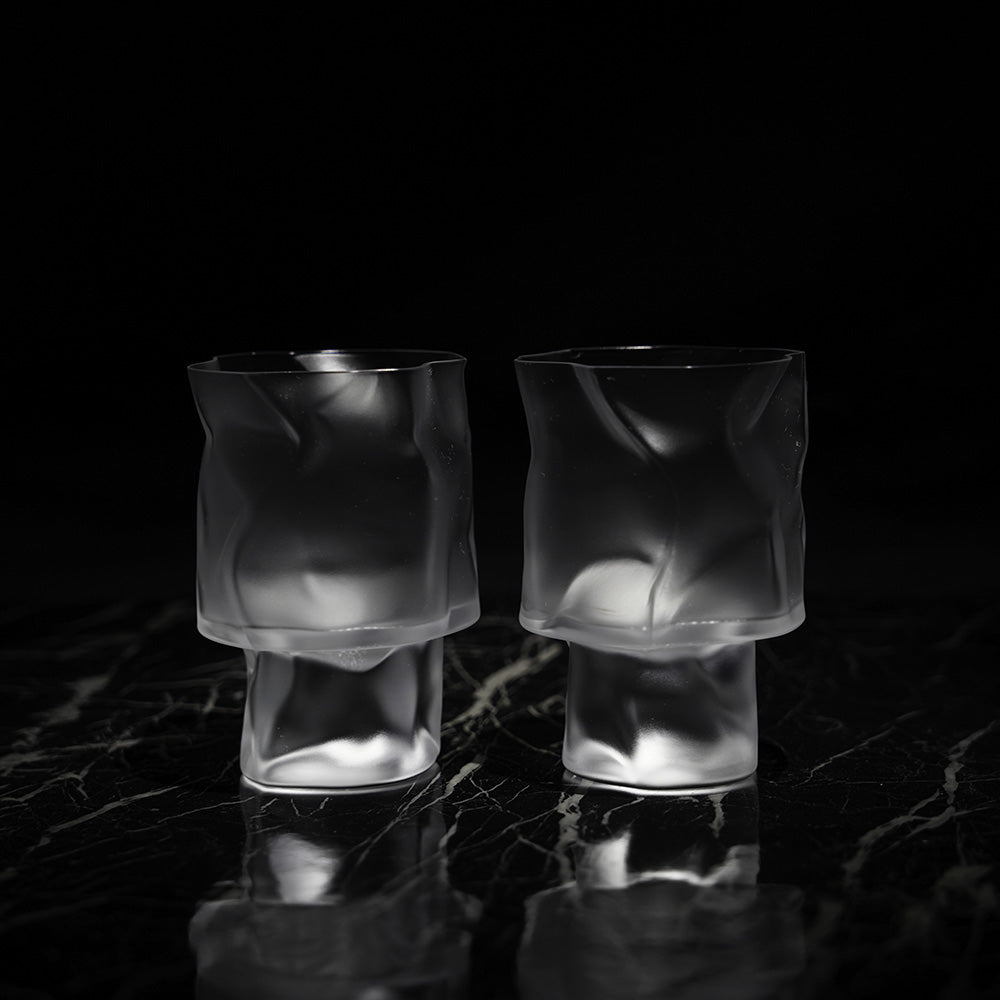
{"left": 516, "top": 346, "right": 807, "bottom": 787}
{"left": 189, "top": 350, "right": 479, "bottom": 788}
{"left": 517, "top": 346, "right": 806, "bottom": 649}
{"left": 189, "top": 350, "right": 479, "bottom": 651}
{"left": 241, "top": 641, "right": 444, "bottom": 788}
{"left": 564, "top": 642, "right": 758, "bottom": 788}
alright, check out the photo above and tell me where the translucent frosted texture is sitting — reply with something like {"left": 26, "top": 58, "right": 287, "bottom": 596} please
{"left": 516, "top": 346, "right": 807, "bottom": 788}
{"left": 241, "top": 640, "right": 444, "bottom": 789}
{"left": 563, "top": 642, "right": 757, "bottom": 787}
{"left": 516, "top": 346, "right": 807, "bottom": 650}
{"left": 189, "top": 350, "right": 479, "bottom": 651}
{"left": 189, "top": 350, "right": 479, "bottom": 789}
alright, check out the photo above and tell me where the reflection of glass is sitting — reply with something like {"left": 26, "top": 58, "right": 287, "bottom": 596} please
{"left": 516, "top": 346, "right": 807, "bottom": 787}
{"left": 189, "top": 350, "right": 479, "bottom": 788}
{"left": 517, "top": 779, "right": 805, "bottom": 999}
{"left": 188, "top": 770, "right": 479, "bottom": 998}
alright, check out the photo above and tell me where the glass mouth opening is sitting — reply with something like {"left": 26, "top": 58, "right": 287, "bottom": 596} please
{"left": 189, "top": 349, "right": 465, "bottom": 374}
{"left": 515, "top": 345, "right": 802, "bottom": 369}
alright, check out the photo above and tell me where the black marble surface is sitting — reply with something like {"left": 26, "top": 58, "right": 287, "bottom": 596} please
{"left": 1, "top": 592, "right": 997, "bottom": 998}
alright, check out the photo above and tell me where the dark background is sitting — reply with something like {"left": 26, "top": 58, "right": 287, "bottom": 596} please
{"left": 8, "top": 9, "right": 995, "bottom": 611}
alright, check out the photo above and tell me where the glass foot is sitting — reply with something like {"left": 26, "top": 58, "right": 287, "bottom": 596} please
{"left": 563, "top": 641, "right": 757, "bottom": 788}
{"left": 240, "top": 639, "right": 443, "bottom": 789}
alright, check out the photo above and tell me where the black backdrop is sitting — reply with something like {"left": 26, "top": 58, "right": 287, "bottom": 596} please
{"left": 8, "top": 9, "right": 994, "bottom": 609}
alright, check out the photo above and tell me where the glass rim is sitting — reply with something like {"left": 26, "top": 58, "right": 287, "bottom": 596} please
{"left": 188, "top": 348, "right": 467, "bottom": 374}
{"left": 515, "top": 344, "right": 804, "bottom": 369}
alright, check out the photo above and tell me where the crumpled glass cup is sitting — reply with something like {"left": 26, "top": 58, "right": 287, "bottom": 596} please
{"left": 516, "top": 346, "right": 807, "bottom": 787}
{"left": 189, "top": 349, "right": 479, "bottom": 788}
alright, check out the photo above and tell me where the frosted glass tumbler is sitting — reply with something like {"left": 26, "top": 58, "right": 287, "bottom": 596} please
{"left": 189, "top": 350, "right": 479, "bottom": 788}
{"left": 516, "top": 346, "right": 807, "bottom": 787}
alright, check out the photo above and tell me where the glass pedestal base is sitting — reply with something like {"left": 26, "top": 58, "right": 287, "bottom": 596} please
{"left": 240, "top": 639, "right": 443, "bottom": 789}
{"left": 563, "top": 641, "right": 757, "bottom": 788}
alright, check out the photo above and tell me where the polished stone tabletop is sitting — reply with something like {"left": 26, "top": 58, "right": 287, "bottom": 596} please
{"left": 1, "top": 589, "right": 997, "bottom": 999}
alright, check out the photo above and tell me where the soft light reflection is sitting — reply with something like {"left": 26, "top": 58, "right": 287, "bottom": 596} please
{"left": 517, "top": 779, "right": 805, "bottom": 1000}
{"left": 266, "top": 832, "right": 340, "bottom": 904}
{"left": 560, "top": 557, "right": 685, "bottom": 630}
{"left": 189, "top": 772, "right": 478, "bottom": 997}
